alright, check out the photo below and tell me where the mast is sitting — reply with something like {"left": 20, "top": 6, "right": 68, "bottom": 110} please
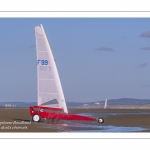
{"left": 35, "top": 24, "right": 68, "bottom": 113}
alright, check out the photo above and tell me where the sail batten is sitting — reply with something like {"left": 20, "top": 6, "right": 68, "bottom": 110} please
{"left": 39, "top": 92, "right": 59, "bottom": 94}
{"left": 35, "top": 24, "right": 68, "bottom": 113}
{"left": 38, "top": 78, "right": 55, "bottom": 80}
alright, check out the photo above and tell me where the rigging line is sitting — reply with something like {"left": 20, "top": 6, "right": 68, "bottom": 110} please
{"left": 85, "top": 106, "right": 97, "bottom": 125}
{"left": 84, "top": 105, "right": 91, "bottom": 114}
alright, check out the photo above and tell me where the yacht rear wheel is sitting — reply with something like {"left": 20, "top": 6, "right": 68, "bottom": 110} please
{"left": 32, "top": 114, "right": 41, "bottom": 122}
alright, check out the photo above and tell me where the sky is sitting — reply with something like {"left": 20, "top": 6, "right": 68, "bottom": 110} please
{"left": 0, "top": 18, "right": 150, "bottom": 103}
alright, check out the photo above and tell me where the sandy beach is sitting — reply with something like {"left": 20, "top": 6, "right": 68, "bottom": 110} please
{"left": 0, "top": 108, "right": 150, "bottom": 132}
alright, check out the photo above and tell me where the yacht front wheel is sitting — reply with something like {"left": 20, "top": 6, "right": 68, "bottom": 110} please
{"left": 97, "top": 117, "right": 104, "bottom": 124}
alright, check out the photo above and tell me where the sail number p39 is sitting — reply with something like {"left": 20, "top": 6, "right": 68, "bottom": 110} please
{"left": 38, "top": 60, "right": 48, "bottom": 65}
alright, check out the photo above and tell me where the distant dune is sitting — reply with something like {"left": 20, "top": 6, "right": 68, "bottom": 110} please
{"left": 0, "top": 98, "right": 150, "bottom": 109}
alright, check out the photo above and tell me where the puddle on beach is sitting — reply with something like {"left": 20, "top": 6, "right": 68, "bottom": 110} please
{"left": 41, "top": 112, "right": 148, "bottom": 132}
{"left": 79, "top": 112, "right": 150, "bottom": 117}
{"left": 42, "top": 122, "right": 146, "bottom": 132}
{"left": 70, "top": 125, "right": 145, "bottom": 132}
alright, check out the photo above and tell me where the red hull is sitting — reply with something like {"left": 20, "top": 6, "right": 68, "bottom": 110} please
{"left": 29, "top": 106, "right": 95, "bottom": 121}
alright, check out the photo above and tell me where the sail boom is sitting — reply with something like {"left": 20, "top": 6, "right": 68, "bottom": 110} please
{"left": 33, "top": 105, "right": 62, "bottom": 111}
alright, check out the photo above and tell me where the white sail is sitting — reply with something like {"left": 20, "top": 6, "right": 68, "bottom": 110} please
{"left": 104, "top": 99, "right": 107, "bottom": 109}
{"left": 34, "top": 24, "right": 68, "bottom": 113}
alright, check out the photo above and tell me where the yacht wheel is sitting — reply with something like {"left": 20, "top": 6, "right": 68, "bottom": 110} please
{"left": 32, "top": 114, "right": 41, "bottom": 122}
{"left": 97, "top": 117, "right": 104, "bottom": 124}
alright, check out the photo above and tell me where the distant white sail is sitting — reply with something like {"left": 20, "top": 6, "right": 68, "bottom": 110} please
{"left": 104, "top": 99, "right": 107, "bottom": 109}
{"left": 35, "top": 24, "right": 68, "bottom": 113}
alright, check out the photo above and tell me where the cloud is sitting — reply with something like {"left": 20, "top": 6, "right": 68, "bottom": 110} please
{"left": 121, "top": 36, "right": 128, "bottom": 39}
{"left": 138, "top": 62, "right": 148, "bottom": 68}
{"left": 29, "top": 45, "right": 35, "bottom": 48}
{"left": 141, "top": 47, "right": 150, "bottom": 51}
{"left": 94, "top": 47, "right": 114, "bottom": 52}
{"left": 140, "top": 30, "right": 150, "bottom": 38}
{"left": 142, "top": 84, "right": 150, "bottom": 88}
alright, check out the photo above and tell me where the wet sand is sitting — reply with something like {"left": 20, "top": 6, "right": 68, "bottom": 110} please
{"left": 0, "top": 108, "right": 150, "bottom": 132}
